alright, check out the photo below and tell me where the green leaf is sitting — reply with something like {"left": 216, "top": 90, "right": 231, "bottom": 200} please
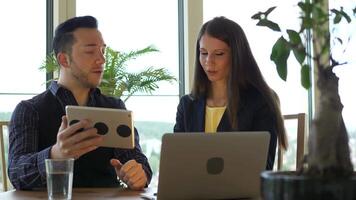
{"left": 287, "top": 30, "right": 301, "bottom": 45}
{"left": 257, "top": 19, "right": 281, "bottom": 32}
{"left": 287, "top": 30, "right": 306, "bottom": 64}
{"left": 265, "top": 6, "right": 277, "bottom": 16}
{"left": 301, "top": 17, "right": 313, "bottom": 30}
{"left": 270, "top": 37, "right": 290, "bottom": 81}
{"left": 252, "top": 6, "right": 276, "bottom": 20}
{"left": 332, "top": 8, "right": 352, "bottom": 24}
{"left": 100, "top": 45, "right": 170, "bottom": 99}
{"left": 39, "top": 52, "right": 59, "bottom": 72}
{"left": 340, "top": 9, "right": 352, "bottom": 23}
{"left": 119, "top": 67, "right": 176, "bottom": 102}
{"left": 334, "top": 13, "right": 342, "bottom": 24}
{"left": 301, "top": 64, "right": 311, "bottom": 89}
{"left": 335, "top": 37, "right": 343, "bottom": 45}
{"left": 251, "top": 12, "right": 263, "bottom": 20}
{"left": 298, "top": 2, "right": 313, "bottom": 14}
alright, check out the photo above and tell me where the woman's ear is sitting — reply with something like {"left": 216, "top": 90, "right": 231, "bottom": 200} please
{"left": 57, "top": 53, "right": 70, "bottom": 68}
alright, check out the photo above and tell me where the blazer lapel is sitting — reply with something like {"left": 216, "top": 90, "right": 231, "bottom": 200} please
{"left": 217, "top": 110, "right": 232, "bottom": 131}
{"left": 195, "top": 98, "right": 206, "bottom": 132}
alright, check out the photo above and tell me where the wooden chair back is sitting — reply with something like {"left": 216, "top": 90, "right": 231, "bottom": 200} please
{"left": 0, "top": 121, "right": 10, "bottom": 191}
{"left": 277, "top": 113, "right": 307, "bottom": 170}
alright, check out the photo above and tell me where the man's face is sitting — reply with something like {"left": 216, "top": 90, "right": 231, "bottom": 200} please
{"left": 66, "top": 28, "right": 106, "bottom": 88}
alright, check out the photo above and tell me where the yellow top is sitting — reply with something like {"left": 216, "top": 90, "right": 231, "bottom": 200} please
{"left": 205, "top": 106, "right": 226, "bottom": 133}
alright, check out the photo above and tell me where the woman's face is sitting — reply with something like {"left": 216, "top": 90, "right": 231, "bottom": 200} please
{"left": 199, "top": 33, "right": 231, "bottom": 84}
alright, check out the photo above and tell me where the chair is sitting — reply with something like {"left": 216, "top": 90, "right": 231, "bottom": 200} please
{"left": 0, "top": 121, "right": 10, "bottom": 191}
{"left": 277, "top": 113, "right": 307, "bottom": 171}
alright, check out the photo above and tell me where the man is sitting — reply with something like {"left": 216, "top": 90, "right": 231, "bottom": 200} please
{"left": 8, "top": 15, "right": 152, "bottom": 190}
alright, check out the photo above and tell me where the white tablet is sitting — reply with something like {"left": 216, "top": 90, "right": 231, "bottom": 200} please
{"left": 65, "top": 105, "right": 134, "bottom": 149}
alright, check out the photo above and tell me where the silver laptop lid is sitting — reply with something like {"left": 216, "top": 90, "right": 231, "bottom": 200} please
{"left": 157, "top": 131, "right": 270, "bottom": 200}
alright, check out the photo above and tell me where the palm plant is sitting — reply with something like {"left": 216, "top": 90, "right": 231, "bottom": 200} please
{"left": 40, "top": 45, "right": 176, "bottom": 102}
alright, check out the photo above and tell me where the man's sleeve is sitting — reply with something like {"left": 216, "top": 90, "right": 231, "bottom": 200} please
{"left": 113, "top": 99, "right": 153, "bottom": 185}
{"left": 8, "top": 101, "right": 50, "bottom": 190}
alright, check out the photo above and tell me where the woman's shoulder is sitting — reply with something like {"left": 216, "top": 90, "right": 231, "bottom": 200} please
{"left": 179, "top": 94, "right": 201, "bottom": 102}
{"left": 178, "top": 94, "right": 205, "bottom": 108}
{"left": 240, "top": 86, "right": 271, "bottom": 108}
{"left": 241, "top": 86, "right": 263, "bottom": 101}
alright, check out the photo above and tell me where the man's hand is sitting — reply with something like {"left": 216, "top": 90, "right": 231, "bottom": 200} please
{"left": 110, "top": 159, "right": 147, "bottom": 190}
{"left": 50, "top": 115, "right": 103, "bottom": 159}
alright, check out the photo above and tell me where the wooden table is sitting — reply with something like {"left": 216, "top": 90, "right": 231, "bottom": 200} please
{"left": 0, "top": 187, "right": 157, "bottom": 200}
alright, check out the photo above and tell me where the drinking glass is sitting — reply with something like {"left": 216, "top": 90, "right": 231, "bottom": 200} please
{"left": 45, "top": 158, "right": 74, "bottom": 200}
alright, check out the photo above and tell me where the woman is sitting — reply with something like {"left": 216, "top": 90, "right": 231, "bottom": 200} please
{"left": 174, "top": 16, "right": 287, "bottom": 170}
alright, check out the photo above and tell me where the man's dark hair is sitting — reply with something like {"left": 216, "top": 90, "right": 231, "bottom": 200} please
{"left": 52, "top": 15, "right": 98, "bottom": 56}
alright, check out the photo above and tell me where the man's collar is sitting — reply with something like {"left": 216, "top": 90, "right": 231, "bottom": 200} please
{"left": 49, "top": 81, "right": 61, "bottom": 95}
{"left": 49, "top": 81, "right": 101, "bottom": 96}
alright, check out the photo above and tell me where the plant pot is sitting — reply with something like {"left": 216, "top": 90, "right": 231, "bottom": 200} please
{"left": 261, "top": 171, "right": 356, "bottom": 200}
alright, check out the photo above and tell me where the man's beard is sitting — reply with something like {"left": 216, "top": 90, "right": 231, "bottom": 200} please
{"left": 71, "top": 63, "right": 102, "bottom": 88}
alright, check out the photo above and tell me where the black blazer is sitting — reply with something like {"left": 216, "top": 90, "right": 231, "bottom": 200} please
{"left": 174, "top": 89, "right": 278, "bottom": 170}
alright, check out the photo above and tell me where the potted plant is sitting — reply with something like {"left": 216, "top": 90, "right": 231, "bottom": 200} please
{"left": 252, "top": 0, "right": 356, "bottom": 199}
{"left": 41, "top": 45, "right": 176, "bottom": 102}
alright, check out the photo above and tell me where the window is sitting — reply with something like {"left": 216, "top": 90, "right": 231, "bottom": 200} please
{"left": 0, "top": 0, "right": 46, "bottom": 190}
{"left": 0, "top": 1, "right": 46, "bottom": 120}
{"left": 76, "top": 0, "right": 179, "bottom": 186}
{"left": 329, "top": 0, "right": 356, "bottom": 167}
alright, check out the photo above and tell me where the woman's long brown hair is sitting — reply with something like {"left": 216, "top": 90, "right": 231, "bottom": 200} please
{"left": 191, "top": 16, "right": 288, "bottom": 150}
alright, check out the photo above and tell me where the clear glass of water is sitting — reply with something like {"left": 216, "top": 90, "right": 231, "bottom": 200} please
{"left": 45, "top": 158, "right": 74, "bottom": 200}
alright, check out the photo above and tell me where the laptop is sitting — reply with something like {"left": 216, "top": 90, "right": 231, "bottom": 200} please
{"left": 156, "top": 132, "right": 270, "bottom": 200}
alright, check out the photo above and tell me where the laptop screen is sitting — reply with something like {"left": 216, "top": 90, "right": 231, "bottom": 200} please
{"left": 157, "top": 131, "right": 270, "bottom": 200}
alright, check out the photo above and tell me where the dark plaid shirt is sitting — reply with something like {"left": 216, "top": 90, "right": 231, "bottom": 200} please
{"left": 8, "top": 81, "right": 152, "bottom": 189}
